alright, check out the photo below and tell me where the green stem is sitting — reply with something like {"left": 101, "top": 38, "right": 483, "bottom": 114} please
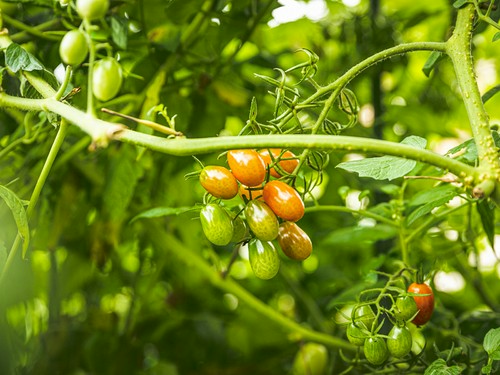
{"left": 54, "top": 65, "right": 73, "bottom": 101}
{"left": 84, "top": 20, "right": 97, "bottom": 117}
{"left": 305, "top": 205, "right": 397, "bottom": 227}
{"left": 148, "top": 223, "right": 355, "bottom": 351}
{"left": 0, "top": 119, "right": 69, "bottom": 285}
{"left": 446, "top": 5, "right": 500, "bottom": 180}
{"left": 2, "top": 13, "right": 61, "bottom": 42}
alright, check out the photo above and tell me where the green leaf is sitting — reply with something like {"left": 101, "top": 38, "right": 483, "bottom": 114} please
{"left": 484, "top": 328, "right": 500, "bottom": 360}
{"left": 477, "top": 200, "right": 495, "bottom": 249}
{"left": 0, "top": 185, "right": 30, "bottom": 258}
{"left": 422, "top": 51, "right": 444, "bottom": 77}
{"left": 452, "top": 0, "right": 469, "bottom": 8}
{"left": 322, "top": 224, "right": 398, "bottom": 245}
{"left": 424, "top": 358, "right": 463, "bottom": 375}
{"left": 493, "top": 32, "right": 500, "bottom": 42}
{"left": 5, "top": 43, "right": 44, "bottom": 73}
{"left": 407, "top": 184, "right": 458, "bottom": 225}
{"left": 336, "top": 136, "right": 427, "bottom": 181}
{"left": 482, "top": 85, "right": 500, "bottom": 103}
{"left": 130, "top": 206, "right": 194, "bottom": 223}
{"left": 111, "top": 17, "right": 128, "bottom": 49}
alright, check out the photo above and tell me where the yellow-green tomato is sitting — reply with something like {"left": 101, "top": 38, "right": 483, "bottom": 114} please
{"left": 244, "top": 200, "right": 279, "bottom": 241}
{"left": 346, "top": 323, "right": 366, "bottom": 346}
{"left": 92, "top": 57, "right": 122, "bottom": 101}
{"left": 76, "top": 0, "right": 109, "bottom": 21}
{"left": 200, "top": 203, "right": 233, "bottom": 246}
{"left": 230, "top": 216, "right": 248, "bottom": 243}
{"left": 292, "top": 342, "right": 328, "bottom": 375}
{"left": 364, "top": 337, "right": 389, "bottom": 366}
{"left": 248, "top": 239, "right": 280, "bottom": 280}
{"left": 59, "top": 30, "right": 88, "bottom": 66}
{"left": 408, "top": 323, "right": 426, "bottom": 355}
{"left": 354, "top": 305, "right": 376, "bottom": 330}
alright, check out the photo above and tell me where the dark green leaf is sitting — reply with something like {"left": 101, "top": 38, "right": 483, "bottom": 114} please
{"left": 407, "top": 184, "right": 458, "bottom": 225}
{"left": 5, "top": 43, "right": 44, "bottom": 73}
{"left": 477, "top": 200, "right": 495, "bottom": 249}
{"left": 424, "top": 358, "right": 464, "bottom": 375}
{"left": 482, "top": 85, "right": 500, "bottom": 103}
{"left": 336, "top": 136, "right": 427, "bottom": 181}
{"left": 130, "top": 206, "right": 194, "bottom": 223}
{"left": 111, "top": 17, "right": 128, "bottom": 50}
{"left": 0, "top": 185, "right": 30, "bottom": 258}
{"left": 493, "top": 32, "right": 500, "bottom": 42}
{"left": 423, "top": 51, "right": 444, "bottom": 77}
{"left": 484, "top": 328, "right": 500, "bottom": 360}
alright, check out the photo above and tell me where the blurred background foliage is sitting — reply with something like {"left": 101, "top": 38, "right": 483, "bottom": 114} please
{"left": 0, "top": 0, "right": 500, "bottom": 374}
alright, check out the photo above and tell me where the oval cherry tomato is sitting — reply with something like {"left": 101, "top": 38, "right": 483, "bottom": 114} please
{"left": 408, "top": 322, "right": 426, "bottom": 355}
{"left": 354, "top": 305, "right": 376, "bottom": 330}
{"left": 394, "top": 295, "right": 418, "bottom": 322}
{"left": 244, "top": 200, "right": 279, "bottom": 241}
{"left": 387, "top": 325, "right": 412, "bottom": 358}
{"left": 263, "top": 180, "right": 304, "bottom": 222}
{"left": 408, "top": 283, "right": 434, "bottom": 326}
{"left": 259, "top": 149, "right": 299, "bottom": 178}
{"left": 199, "top": 166, "right": 238, "bottom": 199}
{"left": 346, "top": 323, "right": 366, "bottom": 346}
{"left": 292, "top": 342, "right": 328, "bottom": 375}
{"left": 59, "top": 30, "right": 89, "bottom": 66}
{"left": 364, "top": 337, "right": 388, "bottom": 366}
{"left": 227, "top": 149, "right": 266, "bottom": 187}
{"left": 248, "top": 239, "right": 280, "bottom": 280}
{"left": 200, "top": 203, "right": 233, "bottom": 246}
{"left": 277, "top": 221, "right": 312, "bottom": 261}
{"left": 92, "top": 57, "right": 123, "bottom": 101}
{"left": 76, "top": 0, "right": 109, "bottom": 21}
{"left": 239, "top": 184, "right": 264, "bottom": 201}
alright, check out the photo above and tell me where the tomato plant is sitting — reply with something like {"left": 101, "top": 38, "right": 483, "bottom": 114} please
{"left": 199, "top": 165, "right": 238, "bottom": 199}
{"left": 227, "top": 149, "right": 266, "bottom": 187}
{"left": 277, "top": 221, "right": 312, "bottom": 261}
{"left": 408, "top": 283, "right": 434, "bottom": 326}
{"left": 262, "top": 180, "right": 305, "bottom": 222}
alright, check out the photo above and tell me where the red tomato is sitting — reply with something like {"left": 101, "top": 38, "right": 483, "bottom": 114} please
{"left": 408, "top": 282, "right": 434, "bottom": 326}
{"left": 199, "top": 166, "right": 238, "bottom": 199}
{"left": 227, "top": 150, "right": 266, "bottom": 187}
{"left": 259, "top": 149, "right": 299, "bottom": 178}
{"left": 263, "top": 180, "right": 304, "bottom": 222}
{"left": 277, "top": 221, "right": 312, "bottom": 260}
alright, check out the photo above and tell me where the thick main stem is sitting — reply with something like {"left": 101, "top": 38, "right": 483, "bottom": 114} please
{"left": 447, "top": 5, "right": 500, "bottom": 180}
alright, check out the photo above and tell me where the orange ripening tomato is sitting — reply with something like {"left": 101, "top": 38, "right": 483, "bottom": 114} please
{"left": 263, "top": 180, "right": 304, "bottom": 222}
{"left": 408, "top": 282, "right": 434, "bottom": 326}
{"left": 227, "top": 149, "right": 266, "bottom": 187}
{"left": 259, "top": 149, "right": 299, "bottom": 178}
{"left": 199, "top": 166, "right": 238, "bottom": 199}
{"left": 239, "top": 184, "right": 264, "bottom": 201}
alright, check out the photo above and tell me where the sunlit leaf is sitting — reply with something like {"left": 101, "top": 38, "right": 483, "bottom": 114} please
{"left": 0, "top": 185, "right": 30, "bottom": 258}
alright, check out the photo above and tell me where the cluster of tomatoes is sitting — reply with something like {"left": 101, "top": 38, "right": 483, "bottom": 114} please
{"left": 58, "top": 0, "right": 123, "bottom": 102}
{"left": 198, "top": 148, "right": 312, "bottom": 279}
{"left": 346, "top": 282, "right": 434, "bottom": 366}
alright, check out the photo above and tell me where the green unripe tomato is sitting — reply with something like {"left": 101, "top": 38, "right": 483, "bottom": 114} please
{"left": 364, "top": 337, "right": 389, "bottom": 366}
{"left": 346, "top": 323, "right": 366, "bottom": 346}
{"left": 200, "top": 203, "right": 234, "bottom": 246}
{"left": 244, "top": 200, "right": 279, "bottom": 241}
{"left": 59, "top": 30, "right": 89, "bottom": 66}
{"left": 292, "top": 343, "right": 328, "bottom": 375}
{"left": 230, "top": 216, "right": 248, "bottom": 243}
{"left": 387, "top": 325, "right": 412, "bottom": 358}
{"left": 92, "top": 57, "right": 123, "bottom": 101}
{"left": 248, "top": 239, "right": 280, "bottom": 280}
{"left": 394, "top": 295, "right": 419, "bottom": 322}
{"left": 354, "top": 305, "right": 376, "bottom": 330}
{"left": 408, "top": 322, "right": 426, "bottom": 355}
{"left": 76, "top": 0, "right": 109, "bottom": 21}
